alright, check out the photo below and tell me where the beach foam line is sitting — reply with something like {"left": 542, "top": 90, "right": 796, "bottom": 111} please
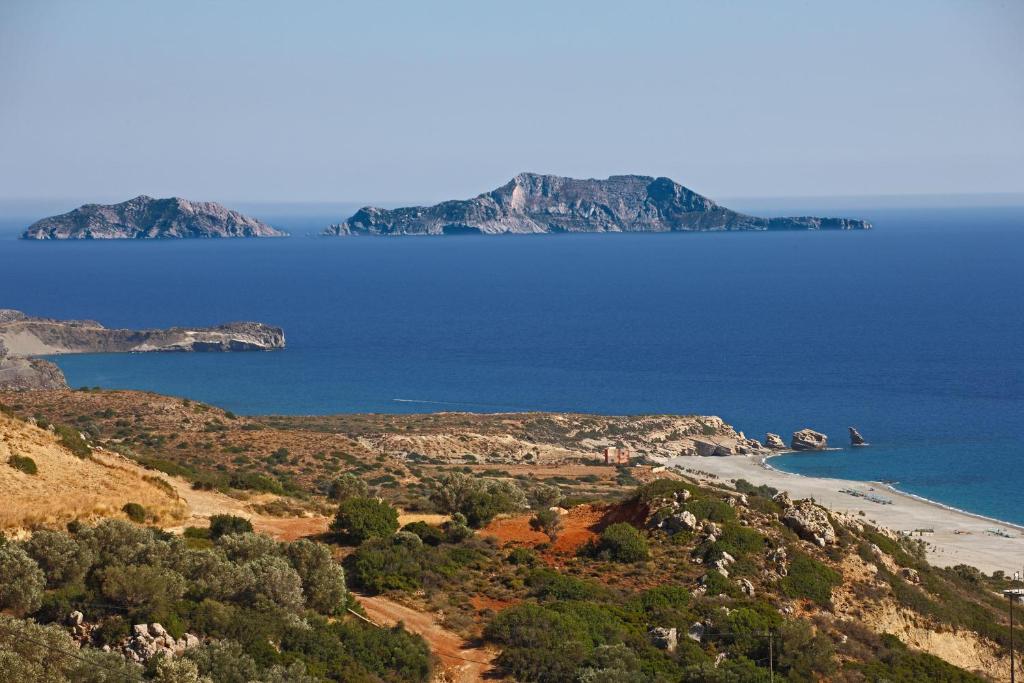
{"left": 762, "top": 453, "right": 1024, "bottom": 533}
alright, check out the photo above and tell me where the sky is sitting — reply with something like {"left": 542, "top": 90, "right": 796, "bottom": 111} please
{"left": 1, "top": 0, "right": 1022, "bottom": 204}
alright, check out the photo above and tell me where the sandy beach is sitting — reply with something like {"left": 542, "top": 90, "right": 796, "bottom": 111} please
{"left": 666, "top": 454, "right": 1024, "bottom": 575}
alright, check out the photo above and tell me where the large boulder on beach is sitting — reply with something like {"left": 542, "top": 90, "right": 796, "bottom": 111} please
{"left": 782, "top": 501, "right": 836, "bottom": 547}
{"left": 791, "top": 428, "right": 828, "bottom": 451}
{"left": 765, "top": 433, "right": 787, "bottom": 450}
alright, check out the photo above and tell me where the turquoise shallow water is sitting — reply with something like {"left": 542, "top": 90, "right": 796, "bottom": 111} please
{"left": 1, "top": 203, "right": 1022, "bottom": 522}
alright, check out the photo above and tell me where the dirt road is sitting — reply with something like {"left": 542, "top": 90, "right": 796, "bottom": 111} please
{"left": 356, "top": 593, "right": 497, "bottom": 683}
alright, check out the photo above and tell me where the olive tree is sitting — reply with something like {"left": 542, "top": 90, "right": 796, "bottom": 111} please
{"left": 0, "top": 545, "right": 45, "bottom": 615}
{"left": 331, "top": 497, "right": 399, "bottom": 544}
{"left": 284, "top": 539, "right": 347, "bottom": 615}
{"left": 22, "top": 529, "right": 94, "bottom": 587}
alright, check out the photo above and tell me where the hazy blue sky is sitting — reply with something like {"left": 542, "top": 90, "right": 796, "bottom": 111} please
{"left": 1, "top": 0, "right": 1022, "bottom": 203}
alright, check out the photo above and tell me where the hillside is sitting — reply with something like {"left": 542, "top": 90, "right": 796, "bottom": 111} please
{"left": 324, "top": 173, "right": 872, "bottom": 236}
{"left": 1, "top": 389, "right": 1021, "bottom": 682}
{"left": 22, "top": 195, "right": 287, "bottom": 239}
{"left": 0, "top": 410, "right": 186, "bottom": 528}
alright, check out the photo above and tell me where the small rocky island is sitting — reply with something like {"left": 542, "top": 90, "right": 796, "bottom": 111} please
{"left": 22, "top": 196, "right": 287, "bottom": 239}
{"left": 323, "top": 173, "right": 872, "bottom": 236}
{"left": 0, "top": 309, "right": 285, "bottom": 390}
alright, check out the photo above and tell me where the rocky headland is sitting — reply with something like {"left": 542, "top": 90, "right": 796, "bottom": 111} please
{"left": 21, "top": 195, "right": 287, "bottom": 239}
{"left": 323, "top": 173, "right": 872, "bottom": 236}
{"left": 0, "top": 309, "right": 285, "bottom": 389}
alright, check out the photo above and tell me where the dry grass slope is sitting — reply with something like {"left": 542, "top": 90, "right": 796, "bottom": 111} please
{"left": 0, "top": 412, "right": 186, "bottom": 530}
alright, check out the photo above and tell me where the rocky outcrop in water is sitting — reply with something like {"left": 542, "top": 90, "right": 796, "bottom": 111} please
{"left": 22, "top": 195, "right": 287, "bottom": 239}
{"left": 764, "top": 433, "right": 787, "bottom": 450}
{"left": 0, "top": 309, "right": 285, "bottom": 390}
{"left": 791, "top": 428, "right": 828, "bottom": 451}
{"left": 849, "top": 427, "right": 868, "bottom": 446}
{"left": 323, "top": 173, "right": 872, "bottom": 236}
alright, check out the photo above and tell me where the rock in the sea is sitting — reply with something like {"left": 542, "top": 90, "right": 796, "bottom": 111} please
{"left": 782, "top": 501, "right": 837, "bottom": 547}
{"left": 849, "top": 427, "right": 868, "bottom": 446}
{"left": 23, "top": 195, "right": 287, "bottom": 239}
{"left": 324, "top": 173, "right": 871, "bottom": 236}
{"left": 765, "top": 433, "right": 787, "bottom": 450}
{"left": 791, "top": 428, "right": 828, "bottom": 451}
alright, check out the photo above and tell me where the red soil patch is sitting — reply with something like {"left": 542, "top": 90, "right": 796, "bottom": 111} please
{"left": 470, "top": 595, "right": 518, "bottom": 613}
{"left": 253, "top": 515, "right": 330, "bottom": 541}
{"left": 482, "top": 504, "right": 607, "bottom": 556}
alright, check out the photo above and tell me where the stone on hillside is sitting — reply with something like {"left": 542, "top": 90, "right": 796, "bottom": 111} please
{"left": 782, "top": 501, "right": 837, "bottom": 547}
{"left": 899, "top": 567, "right": 921, "bottom": 584}
{"left": 773, "top": 491, "right": 792, "bottom": 507}
{"left": 738, "top": 578, "right": 755, "bottom": 597}
{"left": 688, "top": 622, "right": 706, "bottom": 642}
{"left": 659, "top": 510, "right": 697, "bottom": 534}
{"left": 650, "top": 626, "right": 678, "bottom": 653}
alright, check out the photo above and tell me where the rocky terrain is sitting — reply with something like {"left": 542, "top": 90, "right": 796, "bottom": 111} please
{"left": 0, "top": 310, "right": 285, "bottom": 390}
{"left": 21, "top": 195, "right": 287, "bottom": 239}
{"left": 0, "top": 389, "right": 1017, "bottom": 682}
{"left": 323, "top": 173, "right": 872, "bottom": 236}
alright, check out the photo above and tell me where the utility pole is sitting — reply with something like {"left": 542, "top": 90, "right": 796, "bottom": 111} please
{"left": 768, "top": 630, "right": 774, "bottom": 683}
{"left": 1005, "top": 572, "right": 1023, "bottom": 683}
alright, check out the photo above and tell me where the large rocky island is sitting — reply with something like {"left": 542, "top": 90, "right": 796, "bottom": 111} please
{"left": 323, "top": 173, "right": 872, "bottom": 236}
{"left": 22, "top": 195, "right": 287, "bottom": 239}
{"left": 0, "top": 309, "right": 285, "bottom": 389}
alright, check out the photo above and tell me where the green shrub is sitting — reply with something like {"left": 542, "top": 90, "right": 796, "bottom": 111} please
{"left": 327, "top": 473, "right": 370, "bottom": 502}
{"left": 429, "top": 473, "right": 528, "bottom": 527}
{"left": 347, "top": 537, "right": 424, "bottom": 594}
{"left": 0, "top": 545, "right": 45, "bottom": 614}
{"left": 525, "top": 568, "right": 601, "bottom": 601}
{"left": 507, "top": 547, "right": 539, "bottom": 567}
{"left": 209, "top": 514, "right": 254, "bottom": 539}
{"left": 530, "top": 508, "right": 562, "bottom": 540}
{"left": 121, "top": 502, "right": 147, "bottom": 522}
{"left": 54, "top": 424, "right": 91, "bottom": 458}
{"left": 590, "top": 523, "right": 649, "bottom": 562}
{"left": 401, "top": 521, "right": 445, "bottom": 546}
{"left": 781, "top": 552, "right": 842, "bottom": 606}
{"left": 331, "top": 497, "right": 399, "bottom": 544}
{"left": 7, "top": 454, "right": 37, "bottom": 475}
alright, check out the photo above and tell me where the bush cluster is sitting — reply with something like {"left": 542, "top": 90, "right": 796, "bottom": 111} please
{"left": 0, "top": 520, "right": 431, "bottom": 682}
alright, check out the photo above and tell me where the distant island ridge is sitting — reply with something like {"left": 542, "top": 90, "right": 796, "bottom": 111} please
{"left": 20, "top": 173, "right": 871, "bottom": 240}
{"left": 324, "top": 173, "right": 872, "bottom": 236}
{"left": 21, "top": 195, "right": 287, "bottom": 239}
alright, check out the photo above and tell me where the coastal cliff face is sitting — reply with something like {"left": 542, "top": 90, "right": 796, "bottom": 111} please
{"left": 323, "top": 173, "right": 872, "bottom": 236}
{"left": 0, "top": 310, "right": 285, "bottom": 390}
{"left": 22, "top": 196, "right": 287, "bottom": 239}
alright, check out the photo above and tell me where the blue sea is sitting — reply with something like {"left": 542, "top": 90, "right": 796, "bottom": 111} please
{"left": 1, "top": 199, "right": 1022, "bottom": 523}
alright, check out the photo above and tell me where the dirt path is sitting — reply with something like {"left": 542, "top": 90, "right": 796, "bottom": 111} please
{"left": 159, "top": 475, "right": 495, "bottom": 679}
{"left": 356, "top": 593, "right": 497, "bottom": 683}
{"left": 161, "top": 475, "right": 331, "bottom": 540}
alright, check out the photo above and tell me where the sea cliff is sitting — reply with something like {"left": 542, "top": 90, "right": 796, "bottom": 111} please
{"left": 0, "top": 309, "right": 285, "bottom": 389}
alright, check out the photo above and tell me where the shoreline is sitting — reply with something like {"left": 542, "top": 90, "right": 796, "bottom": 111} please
{"left": 666, "top": 452, "right": 1024, "bottom": 574}
{"left": 761, "top": 452, "right": 1024, "bottom": 534}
